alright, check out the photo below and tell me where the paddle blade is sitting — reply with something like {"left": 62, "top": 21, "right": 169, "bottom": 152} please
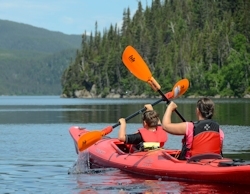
{"left": 77, "top": 126, "right": 113, "bottom": 152}
{"left": 78, "top": 131, "right": 103, "bottom": 151}
{"left": 122, "top": 45, "right": 152, "bottom": 82}
{"left": 172, "top": 78, "right": 189, "bottom": 98}
{"left": 165, "top": 91, "right": 174, "bottom": 100}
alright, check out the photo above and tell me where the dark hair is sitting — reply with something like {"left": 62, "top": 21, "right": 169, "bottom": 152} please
{"left": 142, "top": 110, "right": 159, "bottom": 127}
{"left": 197, "top": 97, "right": 214, "bottom": 119}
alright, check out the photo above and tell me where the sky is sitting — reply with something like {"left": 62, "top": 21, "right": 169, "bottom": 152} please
{"left": 0, "top": 0, "right": 153, "bottom": 35}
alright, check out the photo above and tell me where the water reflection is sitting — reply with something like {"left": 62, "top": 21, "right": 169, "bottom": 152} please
{"left": 74, "top": 171, "right": 250, "bottom": 194}
{"left": 1, "top": 99, "right": 250, "bottom": 125}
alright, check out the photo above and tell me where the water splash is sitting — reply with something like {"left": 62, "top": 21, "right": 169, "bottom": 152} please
{"left": 68, "top": 150, "right": 90, "bottom": 174}
{"left": 68, "top": 151, "right": 117, "bottom": 175}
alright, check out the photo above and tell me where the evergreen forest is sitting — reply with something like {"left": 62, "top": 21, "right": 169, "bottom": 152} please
{"left": 61, "top": 0, "right": 250, "bottom": 98}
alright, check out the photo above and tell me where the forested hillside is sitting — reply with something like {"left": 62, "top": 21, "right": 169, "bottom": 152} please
{"left": 62, "top": 0, "right": 250, "bottom": 98}
{"left": 0, "top": 19, "right": 81, "bottom": 95}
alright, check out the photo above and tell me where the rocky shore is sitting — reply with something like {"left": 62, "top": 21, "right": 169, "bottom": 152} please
{"left": 61, "top": 89, "right": 250, "bottom": 99}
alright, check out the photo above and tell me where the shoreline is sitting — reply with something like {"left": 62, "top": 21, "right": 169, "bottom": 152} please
{"left": 60, "top": 93, "right": 250, "bottom": 99}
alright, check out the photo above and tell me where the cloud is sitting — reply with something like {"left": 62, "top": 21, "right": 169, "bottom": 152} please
{"left": 62, "top": 17, "right": 75, "bottom": 24}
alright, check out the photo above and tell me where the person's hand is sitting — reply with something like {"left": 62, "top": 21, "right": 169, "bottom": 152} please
{"left": 167, "top": 101, "right": 177, "bottom": 111}
{"left": 119, "top": 118, "right": 126, "bottom": 125}
{"left": 145, "top": 104, "right": 153, "bottom": 111}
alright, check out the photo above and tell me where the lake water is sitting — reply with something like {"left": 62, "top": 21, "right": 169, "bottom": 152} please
{"left": 0, "top": 96, "right": 250, "bottom": 194}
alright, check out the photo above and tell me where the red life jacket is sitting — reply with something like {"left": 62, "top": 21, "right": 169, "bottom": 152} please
{"left": 138, "top": 126, "right": 167, "bottom": 147}
{"left": 189, "top": 120, "right": 221, "bottom": 157}
{"left": 178, "top": 120, "right": 222, "bottom": 160}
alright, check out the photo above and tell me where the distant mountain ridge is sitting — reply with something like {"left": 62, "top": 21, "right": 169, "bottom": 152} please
{"left": 0, "top": 19, "right": 82, "bottom": 95}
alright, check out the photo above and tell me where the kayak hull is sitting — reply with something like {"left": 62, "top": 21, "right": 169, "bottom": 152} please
{"left": 69, "top": 126, "right": 250, "bottom": 185}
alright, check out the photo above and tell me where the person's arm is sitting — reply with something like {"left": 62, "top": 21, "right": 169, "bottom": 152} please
{"left": 126, "top": 133, "right": 143, "bottom": 144}
{"left": 162, "top": 101, "right": 186, "bottom": 135}
{"left": 118, "top": 118, "right": 126, "bottom": 142}
{"left": 219, "top": 128, "right": 224, "bottom": 150}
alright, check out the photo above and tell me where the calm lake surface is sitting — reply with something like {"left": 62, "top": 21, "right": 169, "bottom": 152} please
{"left": 0, "top": 96, "right": 250, "bottom": 194}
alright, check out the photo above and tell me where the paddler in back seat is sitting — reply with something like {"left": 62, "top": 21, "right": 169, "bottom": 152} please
{"left": 117, "top": 104, "right": 168, "bottom": 148}
{"left": 162, "top": 97, "right": 224, "bottom": 160}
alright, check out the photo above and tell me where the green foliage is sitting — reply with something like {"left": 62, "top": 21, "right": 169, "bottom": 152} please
{"left": 203, "top": 64, "right": 220, "bottom": 96}
{"left": 0, "top": 20, "right": 81, "bottom": 95}
{"left": 13, "top": 0, "right": 250, "bottom": 97}
{"left": 0, "top": 20, "right": 81, "bottom": 53}
{"left": 101, "top": 87, "right": 110, "bottom": 98}
{"left": 218, "top": 33, "right": 249, "bottom": 97}
{"left": 62, "top": 0, "right": 250, "bottom": 98}
{"left": 2, "top": 1, "right": 249, "bottom": 97}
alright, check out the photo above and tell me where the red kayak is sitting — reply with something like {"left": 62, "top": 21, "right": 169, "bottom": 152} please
{"left": 69, "top": 126, "right": 250, "bottom": 185}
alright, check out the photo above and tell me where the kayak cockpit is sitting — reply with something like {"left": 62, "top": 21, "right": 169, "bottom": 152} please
{"left": 111, "top": 141, "right": 163, "bottom": 154}
{"left": 111, "top": 141, "right": 181, "bottom": 157}
{"left": 111, "top": 141, "right": 133, "bottom": 154}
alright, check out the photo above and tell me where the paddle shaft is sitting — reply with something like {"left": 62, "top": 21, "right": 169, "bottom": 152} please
{"left": 112, "top": 98, "right": 163, "bottom": 128}
{"left": 77, "top": 78, "right": 188, "bottom": 151}
{"left": 158, "top": 89, "right": 186, "bottom": 122}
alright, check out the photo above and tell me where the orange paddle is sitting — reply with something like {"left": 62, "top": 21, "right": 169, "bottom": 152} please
{"left": 122, "top": 45, "right": 188, "bottom": 122}
{"left": 77, "top": 79, "right": 189, "bottom": 151}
